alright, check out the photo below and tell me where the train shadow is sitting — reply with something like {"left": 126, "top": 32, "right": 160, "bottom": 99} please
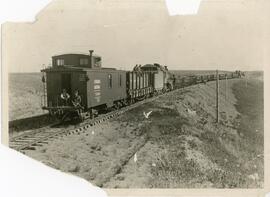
{"left": 50, "top": 118, "right": 82, "bottom": 128}
{"left": 9, "top": 114, "right": 56, "bottom": 133}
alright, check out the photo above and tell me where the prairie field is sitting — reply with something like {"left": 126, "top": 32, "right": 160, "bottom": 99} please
{"left": 9, "top": 73, "right": 45, "bottom": 121}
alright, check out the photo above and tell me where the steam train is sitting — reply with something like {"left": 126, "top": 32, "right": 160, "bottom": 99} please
{"left": 41, "top": 50, "right": 243, "bottom": 121}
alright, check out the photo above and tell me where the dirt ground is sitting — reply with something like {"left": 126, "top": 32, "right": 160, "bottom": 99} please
{"left": 23, "top": 77, "right": 263, "bottom": 188}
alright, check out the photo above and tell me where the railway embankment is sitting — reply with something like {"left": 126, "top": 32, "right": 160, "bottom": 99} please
{"left": 23, "top": 77, "right": 264, "bottom": 188}
{"left": 9, "top": 114, "right": 54, "bottom": 138}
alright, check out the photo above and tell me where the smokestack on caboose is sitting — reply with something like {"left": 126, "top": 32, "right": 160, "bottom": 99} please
{"left": 89, "top": 49, "right": 102, "bottom": 69}
{"left": 89, "top": 50, "right": 94, "bottom": 68}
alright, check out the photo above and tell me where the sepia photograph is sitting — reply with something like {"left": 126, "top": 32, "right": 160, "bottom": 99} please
{"left": 2, "top": 0, "right": 269, "bottom": 194}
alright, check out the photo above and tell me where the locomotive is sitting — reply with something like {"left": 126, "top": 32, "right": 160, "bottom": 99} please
{"left": 41, "top": 50, "right": 242, "bottom": 121}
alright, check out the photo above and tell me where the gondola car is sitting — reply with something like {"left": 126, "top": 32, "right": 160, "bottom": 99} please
{"left": 126, "top": 66, "right": 154, "bottom": 103}
{"left": 41, "top": 50, "right": 127, "bottom": 120}
{"left": 175, "top": 75, "right": 195, "bottom": 88}
{"left": 126, "top": 63, "right": 173, "bottom": 102}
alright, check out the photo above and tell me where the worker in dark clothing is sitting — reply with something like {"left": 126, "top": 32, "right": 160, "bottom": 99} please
{"left": 72, "top": 90, "right": 83, "bottom": 118}
{"left": 73, "top": 90, "right": 82, "bottom": 107}
{"left": 72, "top": 90, "right": 82, "bottom": 107}
{"left": 60, "top": 89, "right": 70, "bottom": 106}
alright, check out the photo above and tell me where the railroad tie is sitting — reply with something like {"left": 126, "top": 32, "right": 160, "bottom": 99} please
{"left": 23, "top": 146, "right": 36, "bottom": 150}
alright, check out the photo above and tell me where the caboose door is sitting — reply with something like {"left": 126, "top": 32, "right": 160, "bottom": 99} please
{"left": 61, "top": 73, "right": 72, "bottom": 94}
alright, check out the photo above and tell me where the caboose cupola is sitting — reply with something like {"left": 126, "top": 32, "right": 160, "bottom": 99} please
{"left": 51, "top": 50, "right": 102, "bottom": 69}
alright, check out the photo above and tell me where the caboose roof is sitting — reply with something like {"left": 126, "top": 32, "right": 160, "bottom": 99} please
{"left": 52, "top": 53, "right": 101, "bottom": 58}
{"left": 41, "top": 65, "right": 118, "bottom": 72}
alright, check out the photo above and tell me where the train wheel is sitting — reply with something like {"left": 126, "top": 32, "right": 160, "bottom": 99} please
{"left": 114, "top": 102, "right": 120, "bottom": 110}
{"left": 77, "top": 110, "right": 84, "bottom": 122}
{"left": 127, "top": 99, "right": 132, "bottom": 106}
{"left": 61, "top": 112, "right": 70, "bottom": 122}
{"left": 49, "top": 110, "right": 54, "bottom": 116}
{"left": 89, "top": 109, "right": 94, "bottom": 119}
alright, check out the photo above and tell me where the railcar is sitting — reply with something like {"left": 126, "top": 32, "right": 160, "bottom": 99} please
{"left": 41, "top": 50, "right": 127, "bottom": 121}
{"left": 126, "top": 63, "right": 174, "bottom": 102}
{"left": 173, "top": 70, "right": 243, "bottom": 88}
{"left": 174, "top": 76, "right": 193, "bottom": 88}
{"left": 126, "top": 69, "right": 154, "bottom": 103}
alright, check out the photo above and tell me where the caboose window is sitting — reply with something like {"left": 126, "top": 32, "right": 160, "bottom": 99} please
{"left": 80, "top": 58, "right": 88, "bottom": 65}
{"left": 56, "top": 59, "right": 64, "bottom": 66}
{"left": 108, "top": 74, "right": 112, "bottom": 88}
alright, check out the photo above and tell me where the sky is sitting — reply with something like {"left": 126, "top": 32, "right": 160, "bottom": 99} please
{"left": 2, "top": 0, "right": 270, "bottom": 73}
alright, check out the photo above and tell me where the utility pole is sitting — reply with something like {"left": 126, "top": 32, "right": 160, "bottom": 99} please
{"left": 216, "top": 70, "right": 219, "bottom": 123}
{"left": 225, "top": 74, "right": 228, "bottom": 101}
{"left": 245, "top": 74, "right": 248, "bottom": 88}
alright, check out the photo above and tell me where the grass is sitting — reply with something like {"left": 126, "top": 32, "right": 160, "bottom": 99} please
{"left": 146, "top": 78, "right": 263, "bottom": 188}
{"left": 9, "top": 73, "right": 45, "bottom": 120}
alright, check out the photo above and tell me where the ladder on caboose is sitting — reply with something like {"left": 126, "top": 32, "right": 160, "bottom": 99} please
{"left": 41, "top": 72, "right": 47, "bottom": 109}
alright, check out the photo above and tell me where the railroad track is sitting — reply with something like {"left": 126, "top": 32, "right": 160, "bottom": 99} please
{"left": 9, "top": 89, "right": 180, "bottom": 152}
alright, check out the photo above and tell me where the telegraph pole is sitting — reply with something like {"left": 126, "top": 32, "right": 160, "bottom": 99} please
{"left": 216, "top": 70, "right": 219, "bottom": 123}
{"left": 225, "top": 74, "right": 228, "bottom": 100}
{"left": 245, "top": 73, "right": 248, "bottom": 88}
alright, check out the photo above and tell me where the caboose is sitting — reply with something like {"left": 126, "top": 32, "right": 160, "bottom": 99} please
{"left": 41, "top": 50, "right": 127, "bottom": 120}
